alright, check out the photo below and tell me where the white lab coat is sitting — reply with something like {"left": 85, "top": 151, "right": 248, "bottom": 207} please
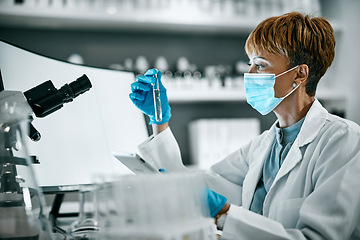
{"left": 138, "top": 99, "right": 360, "bottom": 240}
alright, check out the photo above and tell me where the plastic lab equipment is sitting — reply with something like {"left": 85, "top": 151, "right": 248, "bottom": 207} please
{"left": 96, "top": 172, "right": 216, "bottom": 240}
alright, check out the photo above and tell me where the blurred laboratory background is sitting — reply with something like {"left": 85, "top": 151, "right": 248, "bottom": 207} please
{"left": 0, "top": 0, "right": 359, "bottom": 168}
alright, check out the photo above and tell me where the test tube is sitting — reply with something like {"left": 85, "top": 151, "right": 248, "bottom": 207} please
{"left": 152, "top": 69, "right": 162, "bottom": 122}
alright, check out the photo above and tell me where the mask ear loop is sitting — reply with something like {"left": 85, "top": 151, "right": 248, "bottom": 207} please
{"left": 275, "top": 65, "right": 299, "bottom": 78}
{"left": 274, "top": 65, "right": 300, "bottom": 98}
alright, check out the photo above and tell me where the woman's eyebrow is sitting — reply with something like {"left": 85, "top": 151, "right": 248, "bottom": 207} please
{"left": 252, "top": 56, "right": 272, "bottom": 66}
{"left": 253, "top": 56, "right": 267, "bottom": 60}
{"left": 253, "top": 56, "right": 269, "bottom": 62}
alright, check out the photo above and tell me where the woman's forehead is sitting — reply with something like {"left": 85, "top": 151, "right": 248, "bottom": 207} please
{"left": 248, "top": 47, "right": 286, "bottom": 57}
{"left": 246, "top": 38, "right": 287, "bottom": 57}
{"left": 247, "top": 49, "right": 272, "bottom": 60}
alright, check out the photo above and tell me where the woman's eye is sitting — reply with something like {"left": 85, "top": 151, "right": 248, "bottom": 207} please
{"left": 255, "top": 64, "right": 265, "bottom": 71}
{"left": 247, "top": 62, "right": 267, "bottom": 72}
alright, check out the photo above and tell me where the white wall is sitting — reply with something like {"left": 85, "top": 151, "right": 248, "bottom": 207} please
{"left": 336, "top": 0, "right": 360, "bottom": 124}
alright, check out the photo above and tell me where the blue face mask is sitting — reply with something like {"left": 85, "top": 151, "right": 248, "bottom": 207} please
{"left": 244, "top": 65, "right": 300, "bottom": 115}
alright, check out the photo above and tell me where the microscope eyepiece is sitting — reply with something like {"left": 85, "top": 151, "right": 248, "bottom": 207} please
{"left": 24, "top": 74, "right": 92, "bottom": 118}
{"left": 69, "top": 74, "right": 92, "bottom": 98}
{"left": 59, "top": 74, "right": 92, "bottom": 103}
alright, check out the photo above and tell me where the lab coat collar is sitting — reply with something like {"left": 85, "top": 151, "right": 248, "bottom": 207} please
{"left": 263, "top": 99, "right": 329, "bottom": 215}
{"left": 268, "top": 99, "right": 329, "bottom": 180}
{"left": 269, "top": 98, "right": 328, "bottom": 148}
{"left": 242, "top": 99, "right": 328, "bottom": 210}
{"left": 297, "top": 99, "right": 328, "bottom": 147}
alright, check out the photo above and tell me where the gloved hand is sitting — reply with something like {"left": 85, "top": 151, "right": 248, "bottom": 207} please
{"left": 206, "top": 188, "right": 227, "bottom": 218}
{"left": 129, "top": 69, "right": 171, "bottom": 125}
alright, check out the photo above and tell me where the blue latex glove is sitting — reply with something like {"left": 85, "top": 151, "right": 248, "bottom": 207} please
{"left": 129, "top": 69, "right": 171, "bottom": 125}
{"left": 206, "top": 188, "right": 227, "bottom": 218}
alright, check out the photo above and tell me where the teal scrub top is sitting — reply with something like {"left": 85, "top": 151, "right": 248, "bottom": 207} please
{"left": 250, "top": 117, "right": 305, "bottom": 214}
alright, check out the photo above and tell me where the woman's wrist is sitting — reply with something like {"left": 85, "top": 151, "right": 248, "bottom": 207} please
{"left": 217, "top": 203, "right": 230, "bottom": 216}
{"left": 214, "top": 203, "right": 230, "bottom": 230}
{"left": 152, "top": 122, "right": 169, "bottom": 135}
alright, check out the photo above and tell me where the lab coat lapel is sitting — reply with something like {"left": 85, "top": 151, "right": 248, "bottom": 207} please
{"left": 298, "top": 99, "right": 328, "bottom": 147}
{"left": 265, "top": 99, "right": 328, "bottom": 204}
{"left": 262, "top": 142, "right": 303, "bottom": 217}
{"left": 243, "top": 99, "right": 328, "bottom": 210}
{"left": 272, "top": 99, "right": 328, "bottom": 186}
{"left": 271, "top": 139, "right": 302, "bottom": 187}
{"left": 242, "top": 126, "right": 275, "bottom": 209}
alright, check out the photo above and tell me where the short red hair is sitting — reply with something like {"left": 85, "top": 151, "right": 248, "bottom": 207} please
{"left": 245, "top": 12, "right": 335, "bottom": 96}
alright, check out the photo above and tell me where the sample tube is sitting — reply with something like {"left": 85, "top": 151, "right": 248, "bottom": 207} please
{"left": 153, "top": 70, "right": 162, "bottom": 123}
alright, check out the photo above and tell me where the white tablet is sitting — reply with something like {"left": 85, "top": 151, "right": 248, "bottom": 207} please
{"left": 113, "top": 152, "right": 158, "bottom": 174}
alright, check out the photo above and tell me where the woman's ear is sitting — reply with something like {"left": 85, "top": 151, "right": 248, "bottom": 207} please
{"left": 296, "top": 64, "right": 309, "bottom": 84}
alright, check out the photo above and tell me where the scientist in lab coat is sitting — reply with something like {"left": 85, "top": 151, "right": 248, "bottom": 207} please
{"left": 129, "top": 12, "right": 360, "bottom": 240}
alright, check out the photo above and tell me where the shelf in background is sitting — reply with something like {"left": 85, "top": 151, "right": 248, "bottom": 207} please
{"left": 168, "top": 88, "right": 246, "bottom": 102}
{"left": 0, "top": 0, "right": 342, "bottom": 34}
{"left": 0, "top": 7, "right": 258, "bottom": 34}
{"left": 168, "top": 87, "right": 346, "bottom": 103}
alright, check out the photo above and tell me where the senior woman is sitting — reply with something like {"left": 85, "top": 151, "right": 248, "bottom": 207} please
{"left": 129, "top": 12, "right": 360, "bottom": 239}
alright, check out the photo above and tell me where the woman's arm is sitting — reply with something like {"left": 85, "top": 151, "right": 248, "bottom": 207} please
{"left": 152, "top": 122, "right": 169, "bottom": 135}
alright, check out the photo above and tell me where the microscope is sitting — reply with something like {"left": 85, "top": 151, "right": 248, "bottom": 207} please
{"left": 0, "top": 72, "right": 92, "bottom": 239}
